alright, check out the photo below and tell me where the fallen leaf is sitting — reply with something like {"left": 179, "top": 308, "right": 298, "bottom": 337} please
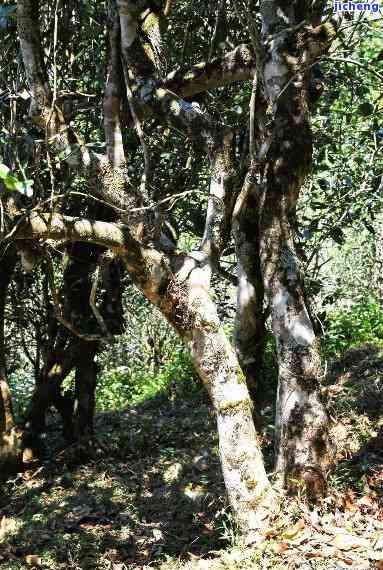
{"left": 273, "top": 542, "right": 290, "bottom": 554}
{"left": 343, "top": 491, "right": 357, "bottom": 512}
{"left": 25, "top": 554, "right": 42, "bottom": 566}
{"left": 330, "top": 533, "right": 370, "bottom": 551}
{"left": 335, "top": 553, "right": 354, "bottom": 566}
{"left": 282, "top": 519, "right": 305, "bottom": 540}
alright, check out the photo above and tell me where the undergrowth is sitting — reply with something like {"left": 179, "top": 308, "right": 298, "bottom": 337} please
{"left": 96, "top": 349, "right": 199, "bottom": 411}
{"left": 322, "top": 298, "right": 383, "bottom": 357}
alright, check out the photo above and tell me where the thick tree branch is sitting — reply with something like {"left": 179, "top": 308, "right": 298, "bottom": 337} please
{"left": 165, "top": 44, "right": 255, "bottom": 98}
{"left": 118, "top": 7, "right": 239, "bottom": 261}
{"left": 10, "top": 212, "right": 137, "bottom": 252}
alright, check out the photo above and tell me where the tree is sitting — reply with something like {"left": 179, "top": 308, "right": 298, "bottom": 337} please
{"left": 0, "top": 0, "right": 344, "bottom": 536}
{"left": 0, "top": 247, "right": 20, "bottom": 478}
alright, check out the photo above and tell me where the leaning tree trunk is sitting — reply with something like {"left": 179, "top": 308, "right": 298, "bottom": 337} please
{"left": 187, "top": 290, "right": 272, "bottom": 534}
{"left": 135, "top": 251, "right": 275, "bottom": 536}
{"left": 0, "top": 249, "right": 21, "bottom": 478}
{"left": 251, "top": 2, "right": 337, "bottom": 493}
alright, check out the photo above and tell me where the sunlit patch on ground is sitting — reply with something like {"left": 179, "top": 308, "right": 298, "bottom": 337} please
{"left": 1, "top": 343, "right": 383, "bottom": 569}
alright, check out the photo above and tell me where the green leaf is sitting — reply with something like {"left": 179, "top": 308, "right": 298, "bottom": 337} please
{"left": 4, "top": 175, "right": 19, "bottom": 190}
{"left": 0, "top": 163, "right": 10, "bottom": 179}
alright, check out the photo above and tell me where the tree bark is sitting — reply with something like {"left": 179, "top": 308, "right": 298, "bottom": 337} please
{"left": 253, "top": 3, "right": 337, "bottom": 493}
{"left": 234, "top": 169, "right": 268, "bottom": 407}
{"left": 73, "top": 340, "right": 99, "bottom": 441}
{"left": 175, "top": 263, "right": 273, "bottom": 535}
{"left": 0, "top": 249, "right": 21, "bottom": 478}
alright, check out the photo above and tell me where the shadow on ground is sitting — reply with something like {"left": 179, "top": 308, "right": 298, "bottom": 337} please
{"left": 327, "top": 343, "right": 383, "bottom": 498}
{"left": 0, "top": 387, "right": 228, "bottom": 569}
{"left": 1, "top": 343, "right": 383, "bottom": 569}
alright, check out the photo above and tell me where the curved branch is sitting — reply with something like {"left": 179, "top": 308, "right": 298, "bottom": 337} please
{"left": 12, "top": 213, "right": 137, "bottom": 251}
{"left": 164, "top": 44, "right": 255, "bottom": 98}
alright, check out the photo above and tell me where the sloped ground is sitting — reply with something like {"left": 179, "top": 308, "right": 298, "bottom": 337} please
{"left": 0, "top": 343, "right": 383, "bottom": 569}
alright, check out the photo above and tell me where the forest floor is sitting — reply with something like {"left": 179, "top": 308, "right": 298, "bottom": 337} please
{"left": 1, "top": 342, "right": 383, "bottom": 569}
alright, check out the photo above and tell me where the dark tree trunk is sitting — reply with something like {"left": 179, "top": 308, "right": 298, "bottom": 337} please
{"left": 234, "top": 169, "right": 268, "bottom": 407}
{"left": 24, "top": 334, "right": 77, "bottom": 444}
{"left": 0, "top": 249, "right": 21, "bottom": 478}
{"left": 73, "top": 340, "right": 99, "bottom": 440}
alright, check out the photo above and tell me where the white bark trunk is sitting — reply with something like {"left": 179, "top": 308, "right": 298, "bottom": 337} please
{"left": 180, "top": 262, "right": 274, "bottom": 535}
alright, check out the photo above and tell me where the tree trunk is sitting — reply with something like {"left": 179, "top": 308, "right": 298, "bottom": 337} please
{"left": 0, "top": 249, "right": 21, "bottom": 478}
{"left": 254, "top": 3, "right": 336, "bottom": 493}
{"left": 234, "top": 169, "right": 268, "bottom": 408}
{"left": 24, "top": 336, "right": 77, "bottom": 444}
{"left": 163, "top": 259, "right": 275, "bottom": 536}
{"left": 73, "top": 340, "right": 98, "bottom": 441}
{"left": 259, "top": 202, "right": 331, "bottom": 494}
{"left": 25, "top": 241, "right": 118, "bottom": 445}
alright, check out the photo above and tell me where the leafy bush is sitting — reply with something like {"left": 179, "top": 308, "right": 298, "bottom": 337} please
{"left": 323, "top": 299, "right": 383, "bottom": 357}
{"left": 96, "top": 348, "right": 199, "bottom": 411}
{"left": 8, "top": 368, "right": 34, "bottom": 421}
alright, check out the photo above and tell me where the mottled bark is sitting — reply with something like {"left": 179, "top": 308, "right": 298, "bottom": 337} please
{"left": 164, "top": 44, "right": 255, "bottom": 98}
{"left": 233, "top": 169, "right": 268, "bottom": 406}
{"left": 254, "top": 2, "right": 337, "bottom": 492}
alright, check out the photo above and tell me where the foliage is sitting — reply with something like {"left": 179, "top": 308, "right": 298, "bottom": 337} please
{"left": 96, "top": 348, "right": 199, "bottom": 411}
{"left": 7, "top": 369, "right": 34, "bottom": 421}
{"left": 298, "top": 18, "right": 383, "bottom": 311}
{"left": 323, "top": 299, "right": 383, "bottom": 357}
{"left": 0, "top": 162, "right": 34, "bottom": 196}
